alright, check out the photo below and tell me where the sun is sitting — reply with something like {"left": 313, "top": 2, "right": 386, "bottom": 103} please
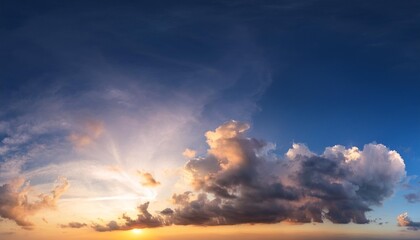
{"left": 131, "top": 228, "right": 143, "bottom": 234}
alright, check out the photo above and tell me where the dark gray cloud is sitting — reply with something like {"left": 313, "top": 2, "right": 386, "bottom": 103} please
{"left": 92, "top": 220, "right": 121, "bottom": 232}
{"left": 92, "top": 202, "right": 169, "bottom": 231}
{"left": 404, "top": 193, "right": 420, "bottom": 203}
{"left": 160, "top": 208, "right": 174, "bottom": 215}
{"left": 397, "top": 212, "right": 420, "bottom": 231}
{"left": 0, "top": 177, "right": 69, "bottom": 230}
{"left": 59, "top": 222, "right": 87, "bottom": 228}
{"left": 91, "top": 120, "right": 406, "bottom": 231}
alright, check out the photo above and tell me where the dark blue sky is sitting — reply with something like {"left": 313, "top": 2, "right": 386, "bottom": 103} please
{"left": 4, "top": 0, "right": 419, "bottom": 167}
{"left": 1, "top": 2, "right": 419, "bottom": 153}
{"left": 1, "top": 1, "right": 420, "bottom": 235}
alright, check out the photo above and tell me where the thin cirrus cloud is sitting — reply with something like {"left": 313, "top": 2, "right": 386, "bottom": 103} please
{"left": 0, "top": 177, "right": 69, "bottom": 229}
{"left": 91, "top": 120, "right": 406, "bottom": 231}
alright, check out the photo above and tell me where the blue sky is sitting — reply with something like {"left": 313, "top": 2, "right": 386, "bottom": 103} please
{"left": 1, "top": 1, "right": 420, "bottom": 239}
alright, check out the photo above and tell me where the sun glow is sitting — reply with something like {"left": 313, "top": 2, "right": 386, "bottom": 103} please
{"left": 131, "top": 228, "right": 143, "bottom": 234}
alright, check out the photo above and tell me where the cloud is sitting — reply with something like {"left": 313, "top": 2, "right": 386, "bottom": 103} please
{"left": 0, "top": 177, "right": 69, "bottom": 229}
{"left": 68, "top": 120, "right": 104, "bottom": 148}
{"left": 397, "top": 212, "right": 420, "bottom": 231}
{"left": 404, "top": 193, "right": 420, "bottom": 203}
{"left": 91, "top": 120, "right": 406, "bottom": 231}
{"left": 92, "top": 220, "right": 121, "bottom": 232}
{"left": 92, "top": 202, "right": 169, "bottom": 231}
{"left": 59, "top": 222, "right": 87, "bottom": 228}
{"left": 183, "top": 148, "right": 197, "bottom": 158}
{"left": 138, "top": 171, "right": 160, "bottom": 187}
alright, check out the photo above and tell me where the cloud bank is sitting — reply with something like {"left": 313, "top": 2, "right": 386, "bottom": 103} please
{"left": 0, "top": 177, "right": 69, "bottom": 229}
{"left": 92, "top": 120, "right": 406, "bottom": 231}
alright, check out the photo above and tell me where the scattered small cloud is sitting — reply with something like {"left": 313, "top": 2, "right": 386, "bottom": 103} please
{"left": 138, "top": 171, "right": 160, "bottom": 187}
{"left": 59, "top": 222, "right": 87, "bottom": 228}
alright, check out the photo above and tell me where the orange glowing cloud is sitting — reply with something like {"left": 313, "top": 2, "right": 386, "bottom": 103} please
{"left": 0, "top": 177, "right": 69, "bottom": 229}
{"left": 138, "top": 171, "right": 160, "bottom": 187}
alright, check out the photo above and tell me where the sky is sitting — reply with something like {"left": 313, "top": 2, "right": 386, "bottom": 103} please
{"left": 1, "top": 1, "right": 420, "bottom": 239}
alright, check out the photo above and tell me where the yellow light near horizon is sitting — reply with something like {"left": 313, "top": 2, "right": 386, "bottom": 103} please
{"left": 131, "top": 228, "right": 143, "bottom": 234}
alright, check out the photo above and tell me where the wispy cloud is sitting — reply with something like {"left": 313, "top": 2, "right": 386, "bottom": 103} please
{"left": 68, "top": 120, "right": 104, "bottom": 148}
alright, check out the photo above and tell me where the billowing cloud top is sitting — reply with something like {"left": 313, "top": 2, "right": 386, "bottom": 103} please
{"left": 92, "top": 120, "right": 406, "bottom": 231}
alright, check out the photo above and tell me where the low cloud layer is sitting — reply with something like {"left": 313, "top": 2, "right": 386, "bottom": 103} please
{"left": 92, "top": 202, "right": 169, "bottom": 231}
{"left": 92, "top": 121, "right": 406, "bottom": 230}
{"left": 397, "top": 212, "right": 420, "bottom": 231}
{"left": 0, "top": 177, "right": 69, "bottom": 229}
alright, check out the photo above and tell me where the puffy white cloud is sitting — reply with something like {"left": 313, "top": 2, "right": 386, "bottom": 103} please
{"left": 286, "top": 143, "right": 314, "bottom": 159}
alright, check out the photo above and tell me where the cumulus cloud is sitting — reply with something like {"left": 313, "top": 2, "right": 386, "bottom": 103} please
{"left": 397, "top": 212, "right": 420, "bottom": 231}
{"left": 59, "top": 222, "right": 87, "bottom": 228}
{"left": 0, "top": 177, "right": 69, "bottom": 229}
{"left": 91, "top": 120, "right": 406, "bottom": 231}
{"left": 138, "top": 171, "right": 160, "bottom": 187}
